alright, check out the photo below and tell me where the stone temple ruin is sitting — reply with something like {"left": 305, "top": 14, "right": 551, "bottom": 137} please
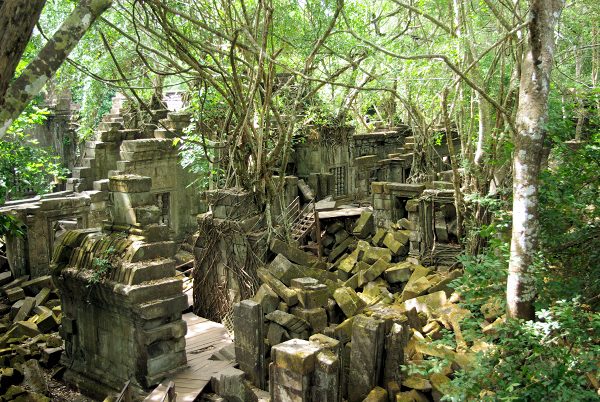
{"left": 0, "top": 93, "right": 469, "bottom": 401}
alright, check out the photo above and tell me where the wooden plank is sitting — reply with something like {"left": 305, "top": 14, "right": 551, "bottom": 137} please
{"left": 162, "top": 313, "right": 234, "bottom": 401}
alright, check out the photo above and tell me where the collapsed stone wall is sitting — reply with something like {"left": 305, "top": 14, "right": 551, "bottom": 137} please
{"left": 210, "top": 210, "right": 467, "bottom": 402}
{"left": 0, "top": 192, "right": 107, "bottom": 278}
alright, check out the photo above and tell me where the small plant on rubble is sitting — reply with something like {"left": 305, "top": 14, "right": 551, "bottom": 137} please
{"left": 88, "top": 247, "right": 116, "bottom": 287}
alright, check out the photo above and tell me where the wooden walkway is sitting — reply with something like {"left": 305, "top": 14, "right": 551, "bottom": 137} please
{"left": 169, "top": 313, "right": 234, "bottom": 401}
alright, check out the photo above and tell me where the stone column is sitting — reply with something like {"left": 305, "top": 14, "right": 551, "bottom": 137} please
{"left": 233, "top": 299, "right": 266, "bottom": 389}
{"left": 348, "top": 314, "right": 386, "bottom": 402}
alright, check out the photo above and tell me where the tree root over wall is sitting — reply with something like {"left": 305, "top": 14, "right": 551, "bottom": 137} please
{"left": 192, "top": 214, "right": 263, "bottom": 330}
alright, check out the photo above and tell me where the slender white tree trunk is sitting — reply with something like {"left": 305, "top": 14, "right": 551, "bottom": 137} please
{"left": 507, "top": 0, "right": 565, "bottom": 319}
{"left": 0, "top": 0, "right": 113, "bottom": 137}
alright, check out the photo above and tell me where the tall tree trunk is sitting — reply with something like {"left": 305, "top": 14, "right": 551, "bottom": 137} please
{"left": 0, "top": 0, "right": 113, "bottom": 137}
{"left": 507, "top": 0, "right": 565, "bottom": 320}
{"left": 0, "top": 0, "right": 46, "bottom": 104}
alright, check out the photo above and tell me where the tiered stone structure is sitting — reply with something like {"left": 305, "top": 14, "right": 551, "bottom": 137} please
{"left": 66, "top": 94, "right": 199, "bottom": 240}
{"left": 51, "top": 175, "right": 186, "bottom": 399}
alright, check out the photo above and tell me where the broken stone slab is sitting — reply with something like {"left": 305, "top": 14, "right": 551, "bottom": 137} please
{"left": 252, "top": 284, "right": 280, "bottom": 315}
{"left": 308, "top": 334, "right": 341, "bottom": 354}
{"left": 352, "top": 210, "right": 374, "bottom": 239}
{"left": 402, "top": 375, "right": 431, "bottom": 392}
{"left": 13, "top": 297, "right": 35, "bottom": 323}
{"left": 211, "top": 366, "right": 252, "bottom": 402}
{"left": 322, "top": 235, "right": 335, "bottom": 248}
{"left": 0, "top": 367, "right": 24, "bottom": 391}
{"left": 384, "top": 262, "right": 413, "bottom": 284}
{"left": 428, "top": 270, "right": 462, "bottom": 296}
{"left": 34, "top": 288, "right": 51, "bottom": 307}
{"left": 400, "top": 277, "right": 432, "bottom": 301}
{"left": 383, "top": 321, "right": 410, "bottom": 391}
{"left": 267, "top": 322, "right": 289, "bottom": 347}
{"left": 382, "top": 233, "right": 405, "bottom": 256}
{"left": 291, "top": 307, "right": 328, "bottom": 334}
{"left": 396, "top": 389, "right": 429, "bottom": 402}
{"left": 361, "top": 258, "right": 390, "bottom": 284}
{"left": 334, "top": 230, "right": 350, "bottom": 246}
{"left": 422, "top": 321, "right": 443, "bottom": 340}
{"left": 123, "top": 258, "right": 176, "bottom": 285}
{"left": 11, "top": 321, "right": 41, "bottom": 338}
{"left": 5, "top": 287, "right": 25, "bottom": 303}
{"left": 270, "top": 239, "right": 320, "bottom": 267}
{"left": 406, "top": 264, "right": 432, "bottom": 284}
{"left": 290, "top": 277, "right": 319, "bottom": 289}
{"left": 338, "top": 252, "right": 358, "bottom": 274}
{"left": 33, "top": 308, "right": 58, "bottom": 333}
{"left": 325, "top": 222, "right": 344, "bottom": 234}
{"left": 266, "top": 310, "right": 310, "bottom": 336}
{"left": 268, "top": 254, "right": 305, "bottom": 286}
{"left": 257, "top": 267, "right": 298, "bottom": 306}
{"left": 271, "top": 338, "right": 321, "bottom": 375}
{"left": 1, "top": 276, "right": 30, "bottom": 292}
{"left": 414, "top": 340, "right": 456, "bottom": 362}
{"left": 343, "top": 273, "right": 360, "bottom": 290}
{"left": 295, "top": 284, "right": 328, "bottom": 309}
{"left": 402, "top": 291, "right": 448, "bottom": 317}
{"left": 482, "top": 316, "right": 504, "bottom": 338}
{"left": 397, "top": 218, "right": 415, "bottom": 231}
{"left": 328, "top": 237, "right": 355, "bottom": 262}
{"left": 363, "top": 386, "right": 388, "bottom": 402}
{"left": 108, "top": 174, "right": 152, "bottom": 193}
{"left": 371, "top": 228, "right": 387, "bottom": 247}
{"left": 480, "top": 299, "right": 504, "bottom": 322}
{"left": 270, "top": 339, "right": 321, "bottom": 401}
{"left": 430, "top": 373, "right": 452, "bottom": 401}
{"left": 312, "top": 350, "right": 341, "bottom": 402}
{"left": 332, "top": 317, "right": 354, "bottom": 344}
{"left": 333, "top": 287, "right": 365, "bottom": 318}
{"left": 40, "top": 347, "right": 63, "bottom": 368}
{"left": 359, "top": 244, "right": 392, "bottom": 265}
{"left": 0, "top": 271, "right": 13, "bottom": 287}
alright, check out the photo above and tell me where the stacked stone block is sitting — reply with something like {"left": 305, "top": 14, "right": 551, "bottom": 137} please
{"left": 270, "top": 338, "right": 341, "bottom": 402}
{"left": 216, "top": 209, "right": 466, "bottom": 401}
{"left": 50, "top": 175, "right": 186, "bottom": 399}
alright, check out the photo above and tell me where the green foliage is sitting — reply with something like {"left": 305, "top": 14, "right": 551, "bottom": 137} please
{"left": 177, "top": 89, "right": 226, "bottom": 190}
{"left": 538, "top": 132, "right": 600, "bottom": 306}
{"left": 0, "top": 105, "right": 69, "bottom": 203}
{"left": 0, "top": 214, "right": 25, "bottom": 238}
{"left": 445, "top": 300, "right": 600, "bottom": 401}
{"left": 88, "top": 247, "right": 116, "bottom": 287}
{"left": 72, "top": 78, "right": 115, "bottom": 140}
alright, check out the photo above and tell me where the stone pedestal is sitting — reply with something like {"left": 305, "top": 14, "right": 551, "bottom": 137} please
{"left": 269, "top": 339, "right": 341, "bottom": 402}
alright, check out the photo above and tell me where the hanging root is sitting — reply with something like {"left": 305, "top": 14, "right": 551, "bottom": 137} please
{"left": 192, "top": 216, "right": 263, "bottom": 328}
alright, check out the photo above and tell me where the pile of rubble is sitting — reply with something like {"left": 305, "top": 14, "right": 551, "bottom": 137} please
{"left": 0, "top": 272, "right": 65, "bottom": 401}
{"left": 209, "top": 210, "right": 479, "bottom": 401}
